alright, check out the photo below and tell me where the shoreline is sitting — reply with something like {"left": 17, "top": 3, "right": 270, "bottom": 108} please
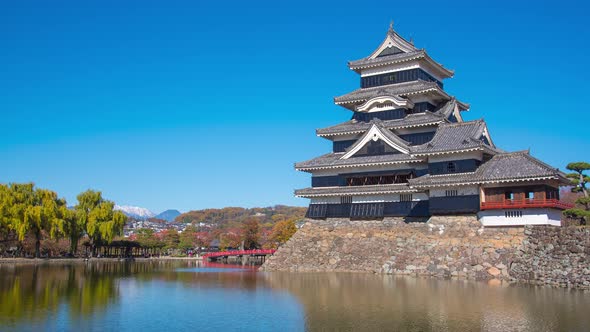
{"left": 0, "top": 256, "right": 203, "bottom": 264}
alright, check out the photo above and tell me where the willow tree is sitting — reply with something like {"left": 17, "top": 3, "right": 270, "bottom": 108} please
{"left": 0, "top": 184, "right": 9, "bottom": 239}
{"left": 75, "top": 190, "right": 126, "bottom": 257}
{"left": 0, "top": 183, "right": 67, "bottom": 258}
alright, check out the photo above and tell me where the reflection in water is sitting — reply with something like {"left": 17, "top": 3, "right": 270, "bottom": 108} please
{"left": 264, "top": 273, "right": 590, "bottom": 332}
{"left": 0, "top": 261, "right": 589, "bottom": 331}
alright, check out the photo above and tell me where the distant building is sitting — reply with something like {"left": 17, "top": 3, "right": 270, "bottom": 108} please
{"left": 295, "top": 24, "right": 572, "bottom": 226}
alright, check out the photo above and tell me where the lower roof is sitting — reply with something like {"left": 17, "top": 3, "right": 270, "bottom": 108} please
{"left": 409, "top": 151, "right": 569, "bottom": 188}
{"left": 295, "top": 152, "right": 423, "bottom": 172}
{"left": 295, "top": 184, "right": 417, "bottom": 198}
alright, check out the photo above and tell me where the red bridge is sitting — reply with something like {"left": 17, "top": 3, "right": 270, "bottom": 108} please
{"left": 202, "top": 249, "right": 276, "bottom": 260}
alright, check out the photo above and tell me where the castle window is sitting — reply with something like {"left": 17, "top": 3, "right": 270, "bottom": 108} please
{"left": 340, "top": 196, "right": 352, "bottom": 204}
{"left": 445, "top": 190, "right": 458, "bottom": 197}
{"left": 505, "top": 210, "right": 523, "bottom": 218}
{"left": 446, "top": 162, "right": 456, "bottom": 173}
{"left": 400, "top": 194, "right": 413, "bottom": 202}
{"left": 505, "top": 191, "right": 514, "bottom": 200}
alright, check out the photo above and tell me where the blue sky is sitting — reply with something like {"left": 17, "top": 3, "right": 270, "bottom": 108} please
{"left": 1, "top": 0, "right": 588, "bottom": 213}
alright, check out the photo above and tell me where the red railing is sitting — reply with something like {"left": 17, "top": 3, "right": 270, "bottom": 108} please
{"left": 202, "top": 249, "right": 276, "bottom": 259}
{"left": 480, "top": 199, "right": 574, "bottom": 210}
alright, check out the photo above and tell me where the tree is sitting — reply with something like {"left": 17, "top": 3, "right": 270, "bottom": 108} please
{"left": 159, "top": 229, "right": 180, "bottom": 250}
{"left": 564, "top": 162, "right": 590, "bottom": 225}
{"left": 1, "top": 183, "right": 67, "bottom": 258}
{"left": 566, "top": 162, "right": 590, "bottom": 198}
{"left": 268, "top": 219, "right": 297, "bottom": 248}
{"left": 0, "top": 184, "right": 10, "bottom": 240}
{"left": 241, "top": 218, "right": 260, "bottom": 250}
{"left": 178, "top": 225, "right": 198, "bottom": 251}
{"left": 75, "top": 190, "right": 126, "bottom": 257}
{"left": 135, "top": 228, "right": 160, "bottom": 248}
{"left": 564, "top": 197, "right": 590, "bottom": 225}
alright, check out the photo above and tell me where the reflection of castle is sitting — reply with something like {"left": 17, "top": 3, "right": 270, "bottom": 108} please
{"left": 295, "top": 24, "right": 571, "bottom": 226}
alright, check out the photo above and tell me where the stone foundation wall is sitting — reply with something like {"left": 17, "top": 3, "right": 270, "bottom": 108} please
{"left": 510, "top": 226, "right": 590, "bottom": 289}
{"left": 261, "top": 215, "right": 524, "bottom": 282}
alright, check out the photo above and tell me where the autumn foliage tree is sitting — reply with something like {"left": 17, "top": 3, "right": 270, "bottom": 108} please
{"left": 268, "top": 219, "right": 297, "bottom": 249}
{"left": 241, "top": 218, "right": 260, "bottom": 249}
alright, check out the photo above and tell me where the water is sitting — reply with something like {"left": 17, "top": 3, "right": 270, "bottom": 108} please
{"left": 0, "top": 261, "right": 589, "bottom": 332}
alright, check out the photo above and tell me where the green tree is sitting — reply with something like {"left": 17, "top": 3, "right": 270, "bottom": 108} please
{"left": 0, "top": 184, "right": 10, "bottom": 240}
{"left": 178, "top": 225, "right": 197, "bottom": 251}
{"left": 564, "top": 197, "right": 590, "bottom": 225}
{"left": 135, "top": 228, "right": 159, "bottom": 248}
{"left": 0, "top": 183, "right": 67, "bottom": 257}
{"left": 564, "top": 162, "right": 590, "bottom": 225}
{"left": 74, "top": 190, "right": 126, "bottom": 257}
{"left": 566, "top": 162, "right": 590, "bottom": 198}
{"left": 160, "top": 229, "right": 180, "bottom": 250}
{"left": 241, "top": 218, "right": 260, "bottom": 249}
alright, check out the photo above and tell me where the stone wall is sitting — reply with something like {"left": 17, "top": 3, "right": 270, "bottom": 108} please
{"left": 510, "top": 226, "right": 590, "bottom": 289}
{"left": 261, "top": 216, "right": 524, "bottom": 282}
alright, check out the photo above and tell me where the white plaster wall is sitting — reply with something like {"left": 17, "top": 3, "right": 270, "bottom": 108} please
{"left": 352, "top": 195, "right": 393, "bottom": 203}
{"left": 360, "top": 62, "right": 419, "bottom": 77}
{"left": 478, "top": 208, "right": 562, "bottom": 227}
{"left": 310, "top": 197, "right": 341, "bottom": 204}
{"left": 430, "top": 186, "right": 479, "bottom": 197}
{"left": 352, "top": 192, "right": 428, "bottom": 203}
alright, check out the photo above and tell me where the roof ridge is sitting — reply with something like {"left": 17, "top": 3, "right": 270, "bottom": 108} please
{"left": 439, "top": 119, "right": 484, "bottom": 127}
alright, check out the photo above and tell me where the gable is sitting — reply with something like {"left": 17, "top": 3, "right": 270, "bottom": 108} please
{"left": 367, "top": 27, "right": 418, "bottom": 60}
{"left": 377, "top": 46, "right": 404, "bottom": 57}
{"left": 342, "top": 124, "right": 409, "bottom": 159}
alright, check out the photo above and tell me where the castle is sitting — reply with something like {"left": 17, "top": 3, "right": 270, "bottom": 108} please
{"left": 294, "top": 24, "right": 572, "bottom": 226}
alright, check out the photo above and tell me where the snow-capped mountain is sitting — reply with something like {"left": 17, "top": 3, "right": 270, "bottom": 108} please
{"left": 114, "top": 205, "right": 156, "bottom": 220}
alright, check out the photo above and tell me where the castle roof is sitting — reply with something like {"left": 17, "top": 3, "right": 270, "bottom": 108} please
{"left": 347, "top": 26, "right": 454, "bottom": 77}
{"left": 348, "top": 50, "right": 454, "bottom": 78}
{"left": 295, "top": 151, "right": 422, "bottom": 172}
{"left": 295, "top": 183, "right": 416, "bottom": 198}
{"left": 316, "top": 112, "right": 445, "bottom": 137}
{"left": 411, "top": 120, "right": 497, "bottom": 156}
{"left": 409, "top": 151, "right": 569, "bottom": 188}
{"left": 334, "top": 80, "right": 446, "bottom": 109}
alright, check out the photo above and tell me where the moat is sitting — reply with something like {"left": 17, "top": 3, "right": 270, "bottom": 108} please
{"left": 1, "top": 261, "right": 589, "bottom": 332}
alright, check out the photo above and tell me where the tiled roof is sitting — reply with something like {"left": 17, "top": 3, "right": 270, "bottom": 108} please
{"left": 295, "top": 152, "right": 422, "bottom": 171}
{"left": 348, "top": 50, "right": 426, "bottom": 69}
{"left": 409, "top": 151, "right": 569, "bottom": 187}
{"left": 410, "top": 120, "right": 495, "bottom": 155}
{"left": 295, "top": 184, "right": 416, "bottom": 197}
{"left": 340, "top": 120, "right": 410, "bottom": 157}
{"left": 348, "top": 50, "right": 454, "bottom": 78}
{"left": 316, "top": 112, "right": 445, "bottom": 137}
{"left": 334, "top": 80, "right": 445, "bottom": 106}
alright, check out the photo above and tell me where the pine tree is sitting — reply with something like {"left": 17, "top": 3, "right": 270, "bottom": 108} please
{"left": 564, "top": 162, "right": 590, "bottom": 225}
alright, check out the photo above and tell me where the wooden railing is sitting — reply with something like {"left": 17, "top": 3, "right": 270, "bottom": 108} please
{"left": 480, "top": 199, "right": 574, "bottom": 210}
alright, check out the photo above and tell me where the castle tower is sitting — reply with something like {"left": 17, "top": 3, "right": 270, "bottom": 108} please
{"left": 294, "top": 25, "right": 571, "bottom": 225}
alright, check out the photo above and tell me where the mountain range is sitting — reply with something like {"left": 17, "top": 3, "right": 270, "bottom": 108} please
{"left": 114, "top": 205, "right": 181, "bottom": 222}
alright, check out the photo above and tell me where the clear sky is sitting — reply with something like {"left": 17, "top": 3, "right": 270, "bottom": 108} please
{"left": 1, "top": 0, "right": 588, "bottom": 213}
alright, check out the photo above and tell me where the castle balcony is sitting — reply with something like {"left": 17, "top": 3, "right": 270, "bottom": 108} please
{"left": 480, "top": 198, "right": 574, "bottom": 211}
